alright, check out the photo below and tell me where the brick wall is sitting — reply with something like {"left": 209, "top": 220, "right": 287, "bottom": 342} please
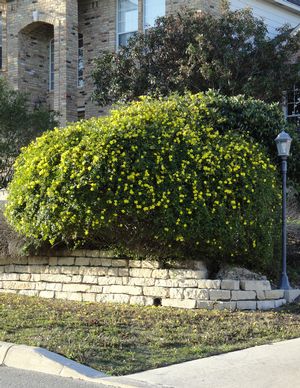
{"left": 1, "top": 0, "right": 224, "bottom": 125}
{"left": 0, "top": 250, "right": 289, "bottom": 310}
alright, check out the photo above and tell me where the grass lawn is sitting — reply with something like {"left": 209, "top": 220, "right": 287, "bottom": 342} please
{"left": 0, "top": 295, "right": 300, "bottom": 375}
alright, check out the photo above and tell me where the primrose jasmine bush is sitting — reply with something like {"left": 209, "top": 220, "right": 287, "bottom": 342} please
{"left": 5, "top": 94, "right": 280, "bottom": 271}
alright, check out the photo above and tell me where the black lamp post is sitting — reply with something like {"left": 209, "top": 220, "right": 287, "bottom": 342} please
{"left": 275, "top": 130, "right": 292, "bottom": 290}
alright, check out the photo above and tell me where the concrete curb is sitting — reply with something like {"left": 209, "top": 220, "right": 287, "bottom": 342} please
{"left": 0, "top": 342, "right": 160, "bottom": 387}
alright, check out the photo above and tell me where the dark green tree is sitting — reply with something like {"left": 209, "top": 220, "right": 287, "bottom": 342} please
{"left": 92, "top": 5, "right": 300, "bottom": 105}
{"left": 0, "top": 79, "right": 58, "bottom": 187}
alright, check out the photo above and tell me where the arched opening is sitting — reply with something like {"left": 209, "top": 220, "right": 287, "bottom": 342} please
{"left": 18, "top": 22, "right": 54, "bottom": 110}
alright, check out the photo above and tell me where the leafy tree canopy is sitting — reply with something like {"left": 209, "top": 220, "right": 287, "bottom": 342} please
{"left": 92, "top": 4, "right": 300, "bottom": 105}
{"left": 0, "top": 79, "right": 58, "bottom": 187}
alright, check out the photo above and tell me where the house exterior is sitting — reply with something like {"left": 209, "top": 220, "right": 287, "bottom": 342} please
{"left": 0, "top": 0, "right": 300, "bottom": 126}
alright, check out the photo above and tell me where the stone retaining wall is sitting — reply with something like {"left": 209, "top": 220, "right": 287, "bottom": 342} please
{"left": 0, "top": 250, "right": 292, "bottom": 311}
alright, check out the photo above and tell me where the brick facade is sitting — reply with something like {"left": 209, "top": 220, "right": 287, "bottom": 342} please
{"left": 0, "top": 0, "right": 223, "bottom": 126}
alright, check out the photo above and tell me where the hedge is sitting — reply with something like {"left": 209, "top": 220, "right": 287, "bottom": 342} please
{"left": 5, "top": 93, "right": 281, "bottom": 272}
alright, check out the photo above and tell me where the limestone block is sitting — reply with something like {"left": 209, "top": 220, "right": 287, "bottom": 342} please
{"left": 0, "top": 267, "right": 4, "bottom": 274}
{"left": 86, "top": 250, "right": 101, "bottom": 258}
{"left": 184, "top": 288, "right": 209, "bottom": 300}
{"left": 57, "top": 257, "right": 75, "bottom": 266}
{"left": 19, "top": 290, "right": 39, "bottom": 297}
{"left": 82, "top": 275, "right": 98, "bottom": 284}
{"left": 221, "top": 280, "right": 240, "bottom": 290}
{"left": 122, "top": 277, "right": 130, "bottom": 285}
{"left": 236, "top": 301, "right": 257, "bottom": 310}
{"left": 71, "top": 275, "right": 82, "bottom": 283}
{"left": 141, "top": 260, "right": 160, "bottom": 269}
{"left": 152, "top": 269, "right": 169, "bottom": 279}
{"left": 35, "top": 283, "right": 47, "bottom": 291}
{"left": 143, "top": 287, "right": 169, "bottom": 298}
{"left": 128, "top": 278, "right": 155, "bottom": 287}
{"left": 39, "top": 291, "right": 55, "bottom": 299}
{"left": 155, "top": 279, "right": 179, "bottom": 287}
{"left": 89, "top": 285, "right": 103, "bottom": 293}
{"left": 92, "top": 259, "right": 112, "bottom": 267}
{"left": 2, "top": 281, "right": 30, "bottom": 290}
{"left": 274, "top": 299, "right": 286, "bottom": 308}
{"left": 82, "top": 293, "right": 96, "bottom": 302}
{"left": 111, "top": 259, "right": 128, "bottom": 268}
{"left": 4, "top": 265, "right": 15, "bottom": 273}
{"left": 40, "top": 274, "right": 72, "bottom": 283}
{"left": 30, "top": 265, "right": 46, "bottom": 274}
{"left": 103, "top": 285, "right": 143, "bottom": 296}
{"left": 256, "top": 290, "right": 266, "bottom": 300}
{"left": 98, "top": 277, "right": 122, "bottom": 286}
{"left": 62, "top": 284, "right": 91, "bottom": 293}
{"left": 129, "top": 260, "right": 142, "bottom": 268}
{"left": 257, "top": 300, "right": 276, "bottom": 310}
{"left": 197, "top": 280, "right": 221, "bottom": 289}
{"left": 96, "top": 294, "right": 115, "bottom": 303}
{"left": 75, "top": 257, "right": 90, "bottom": 266}
{"left": 79, "top": 267, "right": 107, "bottom": 276}
{"left": 98, "top": 250, "right": 116, "bottom": 258}
{"left": 162, "top": 299, "right": 196, "bottom": 309}
{"left": 196, "top": 301, "right": 214, "bottom": 310}
{"left": 240, "top": 280, "right": 271, "bottom": 291}
{"left": 45, "top": 283, "right": 63, "bottom": 292}
{"left": 60, "top": 266, "right": 79, "bottom": 275}
{"left": 11, "top": 258, "right": 29, "bottom": 265}
{"left": 19, "top": 274, "right": 31, "bottom": 281}
{"left": 0, "top": 290, "right": 17, "bottom": 294}
{"left": 177, "top": 279, "right": 198, "bottom": 288}
{"left": 231, "top": 291, "right": 256, "bottom": 301}
{"left": 71, "top": 250, "right": 87, "bottom": 257}
{"left": 119, "top": 268, "right": 129, "bottom": 277}
{"left": 46, "top": 267, "right": 61, "bottom": 275}
{"left": 209, "top": 290, "right": 231, "bottom": 301}
{"left": 214, "top": 302, "right": 237, "bottom": 311}
{"left": 169, "top": 269, "right": 207, "bottom": 280}
{"left": 49, "top": 257, "right": 58, "bottom": 266}
{"left": 31, "top": 274, "right": 41, "bottom": 282}
{"left": 130, "top": 268, "right": 153, "bottom": 278}
{"left": 111, "top": 294, "right": 130, "bottom": 304}
{"left": 284, "top": 289, "right": 300, "bottom": 303}
{"left": 130, "top": 296, "right": 153, "bottom": 306}
{"left": 28, "top": 257, "right": 49, "bottom": 265}
{"left": 55, "top": 292, "right": 68, "bottom": 300}
{"left": 14, "top": 265, "right": 30, "bottom": 274}
{"left": 107, "top": 268, "right": 119, "bottom": 277}
{"left": 67, "top": 293, "right": 83, "bottom": 302}
{"left": 264, "top": 290, "right": 284, "bottom": 300}
{"left": 170, "top": 288, "right": 184, "bottom": 299}
{"left": 0, "top": 273, "right": 19, "bottom": 281}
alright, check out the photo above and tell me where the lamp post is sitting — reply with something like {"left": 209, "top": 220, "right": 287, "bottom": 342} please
{"left": 275, "top": 130, "right": 292, "bottom": 290}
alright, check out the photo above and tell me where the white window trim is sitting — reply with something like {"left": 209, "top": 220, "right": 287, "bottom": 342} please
{"left": 49, "top": 38, "right": 54, "bottom": 91}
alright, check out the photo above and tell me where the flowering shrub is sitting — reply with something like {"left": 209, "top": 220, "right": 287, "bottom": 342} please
{"left": 5, "top": 94, "right": 280, "bottom": 271}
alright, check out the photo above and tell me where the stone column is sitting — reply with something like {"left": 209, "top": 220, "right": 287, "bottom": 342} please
{"left": 54, "top": 0, "right": 78, "bottom": 127}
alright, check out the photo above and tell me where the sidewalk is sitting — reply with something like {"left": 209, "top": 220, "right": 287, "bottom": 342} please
{"left": 105, "top": 338, "right": 300, "bottom": 388}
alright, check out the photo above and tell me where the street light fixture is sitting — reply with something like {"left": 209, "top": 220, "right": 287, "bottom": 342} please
{"left": 275, "top": 130, "right": 292, "bottom": 290}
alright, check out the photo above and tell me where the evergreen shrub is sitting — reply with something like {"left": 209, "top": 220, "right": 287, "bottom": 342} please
{"left": 5, "top": 93, "right": 281, "bottom": 271}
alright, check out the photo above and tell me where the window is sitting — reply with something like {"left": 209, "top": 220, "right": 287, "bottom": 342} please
{"left": 143, "top": 0, "right": 165, "bottom": 30}
{"left": 285, "top": 85, "right": 300, "bottom": 126}
{"left": 77, "top": 107, "right": 85, "bottom": 121}
{"left": 78, "top": 33, "right": 84, "bottom": 88}
{"left": 117, "top": 0, "right": 138, "bottom": 47}
{"left": 117, "top": 1, "right": 166, "bottom": 47}
{"left": 49, "top": 39, "right": 54, "bottom": 91}
{"left": 0, "top": 13, "right": 2, "bottom": 69}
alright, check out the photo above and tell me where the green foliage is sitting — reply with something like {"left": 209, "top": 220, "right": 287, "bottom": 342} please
{"left": 92, "top": 6, "right": 300, "bottom": 105}
{"left": 0, "top": 79, "right": 58, "bottom": 187}
{"left": 194, "top": 91, "right": 300, "bottom": 193}
{"left": 5, "top": 93, "right": 281, "bottom": 271}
